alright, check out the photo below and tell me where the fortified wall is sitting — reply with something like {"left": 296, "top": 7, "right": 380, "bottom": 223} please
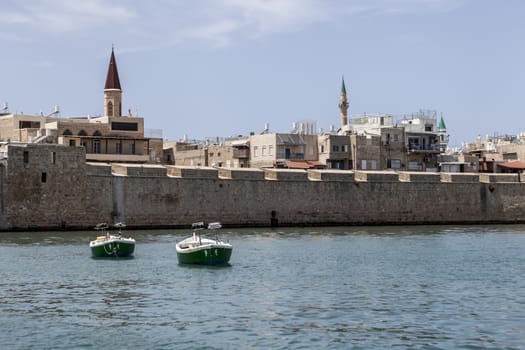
{"left": 1, "top": 144, "right": 525, "bottom": 231}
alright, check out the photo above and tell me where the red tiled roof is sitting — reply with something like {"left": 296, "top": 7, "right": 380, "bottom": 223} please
{"left": 498, "top": 160, "right": 525, "bottom": 169}
{"left": 104, "top": 48, "right": 121, "bottom": 90}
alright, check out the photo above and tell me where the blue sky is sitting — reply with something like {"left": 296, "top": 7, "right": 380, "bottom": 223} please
{"left": 1, "top": 0, "right": 524, "bottom": 147}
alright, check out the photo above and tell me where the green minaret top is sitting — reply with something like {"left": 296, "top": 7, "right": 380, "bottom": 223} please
{"left": 341, "top": 76, "right": 347, "bottom": 95}
{"left": 439, "top": 116, "right": 446, "bottom": 131}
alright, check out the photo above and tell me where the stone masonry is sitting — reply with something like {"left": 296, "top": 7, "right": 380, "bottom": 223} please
{"left": 0, "top": 144, "right": 524, "bottom": 231}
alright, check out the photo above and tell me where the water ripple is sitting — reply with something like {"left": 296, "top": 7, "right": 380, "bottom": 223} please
{"left": 1, "top": 226, "right": 525, "bottom": 349}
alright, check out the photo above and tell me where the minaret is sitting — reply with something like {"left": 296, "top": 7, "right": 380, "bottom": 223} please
{"left": 438, "top": 114, "right": 448, "bottom": 152}
{"left": 338, "top": 76, "right": 349, "bottom": 129}
{"left": 104, "top": 47, "right": 122, "bottom": 117}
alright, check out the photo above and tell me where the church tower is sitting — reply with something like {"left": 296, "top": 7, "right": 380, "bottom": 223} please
{"left": 104, "top": 48, "right": 122, "bottom": 117}
{"left": 339, "top": 76, "right": 349, "bottom": 128}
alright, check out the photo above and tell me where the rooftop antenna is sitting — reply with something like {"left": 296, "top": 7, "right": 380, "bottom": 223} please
{"left": 44, "top": 105, "right": 60, "bottom": 118}
{"left": 1, "top": 102, "right": 8, "bottom": 113}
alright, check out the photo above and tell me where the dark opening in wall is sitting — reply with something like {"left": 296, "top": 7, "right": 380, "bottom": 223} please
{"left": 23, "top": 151, "right": 28, "bottom": 164}
{"left": 41, "top": 172, "right": 47, "bottom": 183}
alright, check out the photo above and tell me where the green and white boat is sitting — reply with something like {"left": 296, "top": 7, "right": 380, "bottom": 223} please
{"left": 176, "top": 222, "right": 232, "bottom": 265}
{"left": 89, "top": 223, "right": 135, "bottom": 258}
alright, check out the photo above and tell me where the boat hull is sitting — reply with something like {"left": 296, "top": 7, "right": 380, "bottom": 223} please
{"left": 90, "top": 239, "right": 135, "bottom": 258}
{"left": 176, "top": 245, "right": 232, "bottom": 265}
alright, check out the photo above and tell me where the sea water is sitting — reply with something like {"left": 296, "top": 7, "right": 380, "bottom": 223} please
{"left": 0, "top": 225, "right": 524, "bottom": 349}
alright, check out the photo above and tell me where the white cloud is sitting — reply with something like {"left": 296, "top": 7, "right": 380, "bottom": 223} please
{"left": 0, "top": 12, "right": 31, "bottom": 25}
{"left": 183, "top": 19, "right": 241, "bottom": 47}
{"left": 4, "top": 0, "right": 136, "bottom": 34}
{"left": 179, "top": 0, "right": 461, "bottom": 46}
{"left": 364, "top": 0, "right": 463, "bottom": 15}
{"left": 1, "top": 0, "right": 461, "bottom": 48}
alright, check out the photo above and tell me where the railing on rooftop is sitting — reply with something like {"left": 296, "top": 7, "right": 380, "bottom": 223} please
{"left": 408, "top": 144, "right": 441, "bottom": 152}
{"left": 145, "top": 129, "right": 163, "bottom": 138}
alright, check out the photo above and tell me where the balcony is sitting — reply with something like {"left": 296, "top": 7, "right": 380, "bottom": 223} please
{"left": 233, "top": 148, "right": 250, "bottom": 158}
{"left": 276, "top": 152, "right": 305, "bottom": 160}
{"left": 408, "top": 144, "right": 441, "bottom": 153}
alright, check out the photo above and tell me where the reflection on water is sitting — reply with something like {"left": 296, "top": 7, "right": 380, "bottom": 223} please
{"left": 1, "top": 225, "right": 525, "bottom": 349}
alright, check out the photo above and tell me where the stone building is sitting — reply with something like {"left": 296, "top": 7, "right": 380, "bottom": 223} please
{"left": 0, "top": 48, "right": 163, "bottom": 163}
{"left": 249, "top": 132, "right": 319, "bottom": 168}
{"left": 207, "top": 138, "right": 250, "bottom": 168}
{"left": 164, "top": 141, "right": 207, "bottom": 166}
{"left": 318, "top": 134, "right": 351, "bottom": 169}
{"left": 164, "top": 137, "right": 250, "bottom": 168}
{"left": 401, "top": 112, "right": 441, "bottom": 171}
{"left": 351, "top": 134, "right": 381, "bottom": 170}
{"left": 379, "top": 127, "right": 406, "bottom": 170}
{"left": 342, "top": 110, "right": 443, "bottom": 171}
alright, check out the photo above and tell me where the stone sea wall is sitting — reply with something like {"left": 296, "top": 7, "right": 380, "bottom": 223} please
{"left": 1, "top": 144, "right": 525, "bottom": 231}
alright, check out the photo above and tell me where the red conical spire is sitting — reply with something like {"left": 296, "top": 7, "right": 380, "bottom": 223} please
{"left": 104, "top": 47, "right": 121, "bottom": 90}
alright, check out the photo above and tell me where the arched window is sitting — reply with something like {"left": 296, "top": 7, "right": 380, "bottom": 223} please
{"left": 93, "top": 130, "right": 102, "bottom": 137}
{"left": 107, "top": 101, "right": 113, "bottom": 117}
{"left": 63, "top": 129, "right": 72, "bottom": 136}
{"left": 78, "top": 130, "right": 87, "bottom": 136}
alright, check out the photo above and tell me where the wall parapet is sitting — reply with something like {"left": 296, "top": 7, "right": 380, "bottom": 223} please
{"left": 218, "top": 168, "right": 265, "bottom": 180}
{"left": 264, "top": 168, "right": 308, "bottom": 181}
{"left": 167, "top": 165, "right": 218, "bottom": 178}
{"left": 308, "top": 169, "right": 355, "bottom": 182}
{"left": 355, "top": 170, "right": 398, "bottom": 182}
{"left": 440, "top": 172, "right": 480, "bottom": 183}
{"left": 480, "top": 173, "right": 519, "bottom": 183}
{"left": 112, "top": 164, "right": 167, "bottom": 177}
{"left": 399, "top": 171, "right": 441, "bottom": 183}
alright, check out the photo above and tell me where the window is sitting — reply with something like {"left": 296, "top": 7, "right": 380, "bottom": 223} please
{"left": 69, "top": 140, "right": 76, "bottom": 146}
{"left": 116, "top": 142, "right": 122, "bottom": 154}
{"left": 112, "top": 122, "right": 138, "bottom": 131}
{"left": 393, "top": 134, "right": 399, "bottom": 142}
{"left": 425, "top": 124, "right": 433, "bottom": 132}
{"left": 78, "top": 130, "right": 87, "bottom": 136}
{"left": 408, "top": 137, "right": 420, "bottom": 150}
{"left": 19, "top": 121, "right": 40, "bottom": 129}
{"left": 389, "top": 159, "right": 401, "bottom": 169}
{"left": 320, "top": 145, "right": 324, "bottom": 153}
{"left": 23, "top": 151, "right": 29, "bottom": 164}
{"left": 332, "top": 145, "right": 339, "bottom": 152}
{"left": 41, "top": 172, "right": 47, "bottom": 183}
{"left": 63, "top": 129, "right": 73, "bottom": 136}
{"left": 343, "top": 145, "right": 348, "bottom": 152}
{"left": 51, "top": 152, "right": 56, "bottom": 164}
{"left": 93, "top": 130, "right": 102, "bottom": 137}
{"left": 253, "top": 146, "right": 258, "bottom": 157}
{"left": 93, "top": 140, "right": 101, "bottom": 154}
{"left": 262, "top": 146, "right": 266, "bottom": 156}
{"left": 269, "top": 145, "right": 273, "bottom": 156}
{"left": 130, "top": 143, "right": 136, "bottom": 155}
{"left": 107, "top": 101, "right": 113, "bottom": 117}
